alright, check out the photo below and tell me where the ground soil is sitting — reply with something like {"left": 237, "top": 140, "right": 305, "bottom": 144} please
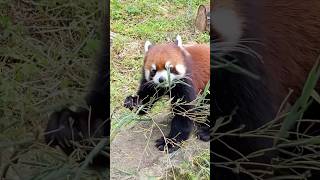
{"left": 110, "top": 115, "right": 209, "bottom": 179}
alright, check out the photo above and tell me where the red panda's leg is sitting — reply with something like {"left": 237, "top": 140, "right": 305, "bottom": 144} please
{"left": 155, "top": 81, "right": 196, "bottom": 152}
{"left": 195, "top": 93, "right": 211, "bottom": 142}
{"left": 155, "top": 114, "right": 194, "bottom": 153}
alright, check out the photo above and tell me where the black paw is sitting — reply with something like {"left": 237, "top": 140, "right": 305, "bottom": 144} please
{"left": 124, "top": 95, "right": 139, "bottom": 110}
{"left": 196, "top": 126, "right": 211, "bottom": 142}
{"left": 45, "top": 107, "right": 85, "bottom": 155}
{"left": 155, "top": 137, "right": 180, "bottom": 153}
{"left": 124, "top": 95, "right": 148, "bottom": 115}
{"left": 45, "top": 106, "right": 105, "bottom": 152}
{"left": 45, "top": 106, "right": 108, "bottom": 167}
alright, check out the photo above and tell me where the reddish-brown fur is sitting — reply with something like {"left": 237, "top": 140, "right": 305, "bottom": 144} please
{"left": 215, "top": 0, "right": 320, "bottom": 108}
{"left": 144, "top": 43, "right": 210, "bottom": 93}
{"left": 258, "top": 1, "right": 320, "bottom": 107}
{"left": 144, "top": 44, "right": 185, "bottom": 71}
{"left": 184, "top": 45, "right": 210, "bottom": 93}
{"left": 212, "top": 1, "right": 320, "bottom": 178}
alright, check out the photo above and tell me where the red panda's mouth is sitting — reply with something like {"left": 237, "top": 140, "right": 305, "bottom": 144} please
{"left": 152, "top": 70, "right": 179, "bottom": 85}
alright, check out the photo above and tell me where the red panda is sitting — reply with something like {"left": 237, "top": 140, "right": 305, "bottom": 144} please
{"left": 124, "top": 35, "right": 210, "bottom": 152}
{"left": 212, "top": 0, "right": 320, "bottom": 179}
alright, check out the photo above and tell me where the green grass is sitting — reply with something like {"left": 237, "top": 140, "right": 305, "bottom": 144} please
{"left": 111, "top": 0, "right": 209, "bottom": 42}
{"left": 0, "top": 0, "right": 107, "bottom": 179}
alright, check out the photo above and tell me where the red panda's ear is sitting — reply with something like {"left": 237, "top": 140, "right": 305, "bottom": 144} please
{"left": 175, "top": 35, "right": 182, "bottom": 47}
{"left": 212, "top": 8, "right": 243, "bottom": 43}
{"left": 144, "top": 40, "right": 152, "bottom": 53}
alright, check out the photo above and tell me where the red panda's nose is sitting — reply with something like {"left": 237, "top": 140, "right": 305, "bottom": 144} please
{"left": 159, "top": 77, "right": 165, "bottom": 83}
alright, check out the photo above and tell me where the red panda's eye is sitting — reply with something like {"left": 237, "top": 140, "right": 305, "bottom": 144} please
{"left": 169, "top": 67, "right": 178, "bottom": 74}
{"left": 150, "top": 69, "right": 156, "bottom": 77}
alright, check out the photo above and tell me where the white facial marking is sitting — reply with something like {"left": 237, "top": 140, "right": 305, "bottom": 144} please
{"left": 144, "top": 40, "right": 152, "bottom": 53}
{"left": 176, "top": 35, "right": 182, "bottom": 47}
{"left": 153, "top": 70, "right": 171, "bottom": 85}
{"left": 145, "top": 69, "right": 150, "bottom": 81}
{"left": 213, "top": 8, "right": 242, "bottom": 43}
{"left": 176, "top": 64, "right": 186, "bottom": 75}
{"left": 151, "top": 64, "right": 156, "bottom": 70}
{"left": 165, "top": 61, "right": 172, "bottom": 69}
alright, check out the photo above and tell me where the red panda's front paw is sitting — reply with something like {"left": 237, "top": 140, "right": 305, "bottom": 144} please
{"left": 124, "top": 95, "right": 139, "bottom": 110}
{"left": 45, "top": 107, "right": 88, "bottom": 155}
{"left": 155, "top": 137, "right": 180, "bottom": 153}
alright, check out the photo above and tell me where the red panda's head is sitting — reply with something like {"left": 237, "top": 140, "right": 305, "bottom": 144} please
{"left": 143, "top": 35, "right": 188, "bottom": 87}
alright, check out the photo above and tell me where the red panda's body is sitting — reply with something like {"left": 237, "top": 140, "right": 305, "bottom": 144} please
{"left": 213, "top": 0, "right": 320, "bottom": 179}
{"left": 213, "top": 0, "right": 320, "bottom": 107}
{"left": 184, "top": 45, "right": 210, "bottom": 93}
{"left": 124, "top": 36, "right": 210, "bottom": 152}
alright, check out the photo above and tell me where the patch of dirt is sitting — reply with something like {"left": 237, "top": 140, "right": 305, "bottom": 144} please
{"left": 110, "top": 115, "right": 209, "bottom": 179}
